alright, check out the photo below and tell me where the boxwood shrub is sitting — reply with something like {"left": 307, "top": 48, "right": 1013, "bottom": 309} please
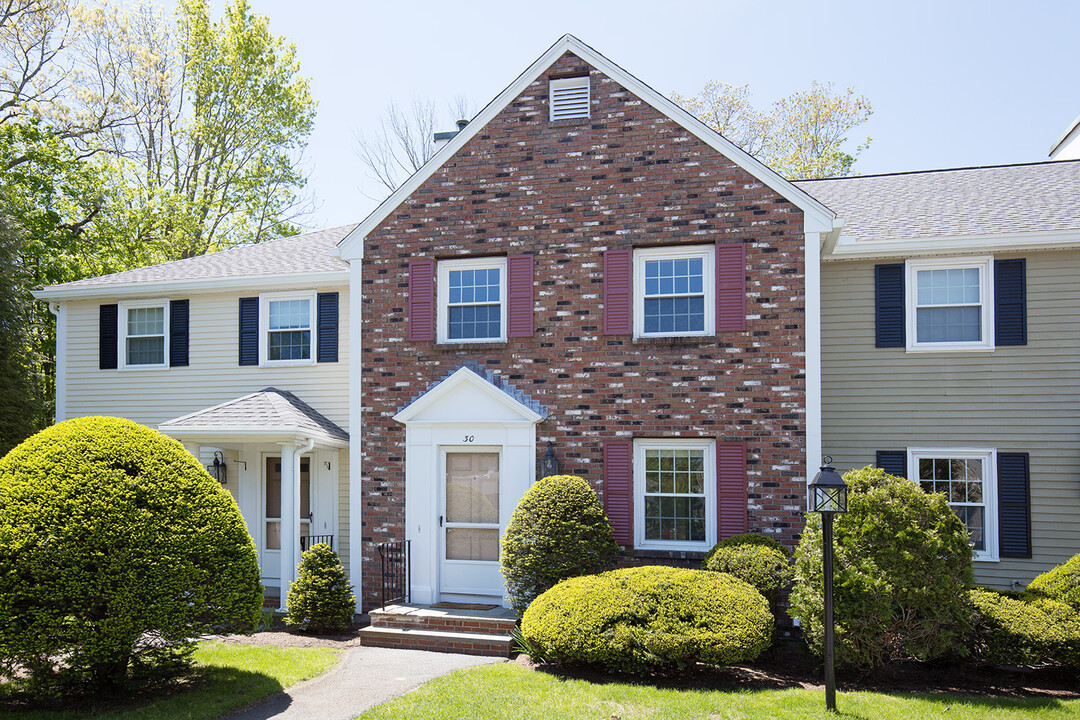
{"left": 1028, "top": 552, "right": 1080, "bottom": 611}
{"left": 520, "top": 565, "right": 772, "bottom": 674}
{"left": 789, "top": 466, "right": 974, "bottom": 670}
{"left": 0, "top": 417, "right": 262, "bottom": 697}
{"left": 702, "top": 533, "right": 793, "bottom": 601}
{"left": 286, "top": 543, "right": 356, "bottom": 633}
{"left": 500, "top": 474, "right": 619, "bottom": 612}
{"left": 969, "top": 588, "right": 1080, "bottom": 667}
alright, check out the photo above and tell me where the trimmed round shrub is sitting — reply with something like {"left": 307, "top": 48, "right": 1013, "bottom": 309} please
{"left": 969, "top": 588, "right": 1080, "bottom": 667}
{"left": 521, "top": 566, "right": 772, "bottom": 674}
{"left": 0, "top": 417, "right": 261, "bottom": 697}
{"left": 1028, "top": 553, "right": 1080, "bottom": 610}
{"left": 702, "top": 533, "right": 793, "bottom": 600}
{"left": 286, "top": 543, "right": 356, "bottom": 633}
{"left": 500, "top": 474, "right": 619, "bottom": 612}
{"left": 789, "top": 466, "right": 974, "bottom": 670}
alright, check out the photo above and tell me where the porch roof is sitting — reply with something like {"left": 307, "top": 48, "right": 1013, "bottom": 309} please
{"left": 158, "top": 388, "right": 349, "bottom": 448}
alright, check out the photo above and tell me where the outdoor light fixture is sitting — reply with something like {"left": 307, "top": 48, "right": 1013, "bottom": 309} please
{"left": 207, "top": 451, "right": 228, "bottom": 484}
{"left": 809, "top": 456, "right": 848, "bottom": 713}
{"left": 539, "top": 442, "right": 559, "bottom": 479}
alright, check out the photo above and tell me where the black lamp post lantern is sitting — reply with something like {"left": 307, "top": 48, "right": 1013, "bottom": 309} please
{"left": 539, "top": 442, "right": 559, "bottom": 479}
{"left": 809, "top": 456, "right": 847, "bottom": 713}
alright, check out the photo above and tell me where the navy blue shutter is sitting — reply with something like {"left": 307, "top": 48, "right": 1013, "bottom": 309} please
{"left": 169, "top": 299, "right": 189, "bottom": 367}
{"left": 316, "top": 292, "right": 339, "bottom": 363}
{"left": 994, "top": 259, "right": 1027, "bottom": 346}
{"left": 876, "top": 450, "right": 907, "bottom": 479}
{"left": 238, "top": 297, "right": 259, "bottom": 366}
{"left": 998, "top": 452, "right": 1031, "bottom": 558}
{"left": 875, "top": 264, "right": 905, "bottom": 348}
{"left": 99, "top": 304, "right": 118, "bottom": 369}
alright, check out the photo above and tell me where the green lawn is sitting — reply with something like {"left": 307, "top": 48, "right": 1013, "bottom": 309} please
{"left": 0, "top": 642, "right": 340, "bottom": 720}
{"left": 357, "top": 663, "right": 1080, "bottom": 720}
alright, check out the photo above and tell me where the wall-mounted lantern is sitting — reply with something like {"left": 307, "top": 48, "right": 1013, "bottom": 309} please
{"left": 539, "top": 442, "right": 559, "bottom": 479}
{"left": 207, "top": 451, "right": 228, "bottom": 484}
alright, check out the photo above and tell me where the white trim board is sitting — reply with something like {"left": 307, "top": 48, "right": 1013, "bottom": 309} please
{"left": 33, "top": 271, "right": 349, "bottom": 301}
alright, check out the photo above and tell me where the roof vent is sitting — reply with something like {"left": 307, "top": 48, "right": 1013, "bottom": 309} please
{"left": 549, "top": 76, "right": 590, "bottom": 121}
{"left": 434, "top": 119, "right": 470, "bottom": 149}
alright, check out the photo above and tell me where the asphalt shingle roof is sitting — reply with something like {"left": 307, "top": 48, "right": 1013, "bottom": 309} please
{"left": 159, "top": 388, "right": 348, "bottom": 440}
{"left": 796, "top": 160, "right": 1080, "bottom": 241}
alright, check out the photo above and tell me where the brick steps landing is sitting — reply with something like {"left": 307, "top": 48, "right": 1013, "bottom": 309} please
{"left": 359, "top": 604, "right": 518, "bottom": 657}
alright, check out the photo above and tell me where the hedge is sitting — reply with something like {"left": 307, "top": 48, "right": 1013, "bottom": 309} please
{"left": 702, "top": 533, "right": 792, "bottom": 601}
{"left": 968, "top": 588, "right": 1080, "bottom": 667}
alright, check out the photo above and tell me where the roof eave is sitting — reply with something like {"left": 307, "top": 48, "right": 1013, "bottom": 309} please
{"left": 158, "top": 424, "right": 349, "bottom": 448}
{"left": 33, "top": 270, "right": 350, "bottom": 301}
{"left": 824, "top": 228, "right": 1080, "bottom": 260}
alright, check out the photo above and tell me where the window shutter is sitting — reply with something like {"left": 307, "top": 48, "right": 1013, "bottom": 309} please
{"left": 715, "top": 243, "right": 747, "bottom": 332}
{"left": 99, "top": 304, "right": 118, "bottom": 370}
{"left": 506, "top": 254, "right": 534, "bottom": 337}
{"left": 876, "top": 450, "right": 907, "bottom": 478}
{"left": 316, "top": 292, "right": 339, "bottom": 363}
{"left": 238, "top": 297, "right": 259, "bottom": 366}
{"left": 603, "top": 440, "right": 633, "bottom": 545}
{"left": 994, "top": 258, "right": 1027, "bottom": 346}
{"left": 717, "top": 441, "right": 747, "bottom": 538}
{"left": 169, "top": 299, "right": 189, "bottom": 367}
{"left": 408, "top": 258, "right": 435, "bottom": 342}
{"left": 998, "top": 452, "right": 1031, "bottom": 558}
{"left": 603, "top": 248, "right": 632, "bottom": 335}
{"left": 875, "top": 264, "right": 905, "bottom": 348}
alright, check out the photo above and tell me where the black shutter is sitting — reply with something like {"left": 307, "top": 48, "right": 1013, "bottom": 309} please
{"left": 99, "top": 304, "right": 118, "bottom": 369}
{"left": 169, "top": 299, "right": 189, "bottom": 367}
{"left": 876, "top": 450, "right": 907, "bottom": 479}
{"left": 316, "top": 292, "right": 339, "bottom": 363}
{"left": 875, "top": 264, "right": 905, "bottom": 348}
{"left": 994, "top": 259, "right": 1027, "bottom": 346}
{"left": 998, "top": 452, "right": 1031, "bottom": 558}
{"left": 238, "top": 297, "right": 259, "bottom": 366}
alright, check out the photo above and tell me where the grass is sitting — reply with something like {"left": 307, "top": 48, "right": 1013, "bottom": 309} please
{"left": 0, "top": 642, "right": 340, "bottom": 720}
{"left": 357, "top": 663, "right": 1080, "bottom": 720}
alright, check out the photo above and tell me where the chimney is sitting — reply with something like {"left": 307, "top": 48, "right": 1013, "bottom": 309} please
{"left": 433, "top": 119, "right": 470, "bottom": 149}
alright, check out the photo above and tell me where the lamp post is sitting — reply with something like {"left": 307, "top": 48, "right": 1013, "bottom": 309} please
{"left": 809, "top": 456, "right": 847, "bottom": 713}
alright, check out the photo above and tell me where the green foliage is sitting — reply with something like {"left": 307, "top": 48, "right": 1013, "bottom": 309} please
{"left": 702, "top": 533, "right": 793, "bottom": 600}
{"left": 285, "top": 543, "right": 356, "bottom": 634}
{"left": 0, "top": 417, "right": 262, "bottom": 697}
{"left": 1028, "top": 552, "right": 1080, "bottom": 610}
{"left": 968, "top": 588, "right": 1080, "bottom": 667}
{"left": 789, "top": 466, "right": 975, "bottom": 669}
{"left": 500, "top": 474, "right": 620, "bottom": 613}
{"left": 521, "top": 566, "right": 772, "bottom": 674}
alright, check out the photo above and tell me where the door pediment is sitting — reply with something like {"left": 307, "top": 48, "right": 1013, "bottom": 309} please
{"left": 394, "top": 366, "right": 545, "bottom": 424}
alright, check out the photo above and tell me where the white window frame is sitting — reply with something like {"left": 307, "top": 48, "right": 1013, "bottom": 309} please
{"left": 118, "top": 299, "right": 169, "bottom": 370}
{"left": 549, "top": 76, "right": 590, "bottom": 121}
{"left": 905, "top": 256, "right": 994, "bottom": 352}
{"left": 259, "top": 291, "right": 316, "bottom": 366}
{"left": 633, "top": 245, "right": 715, "bottom": 339}
{"left": 634, "top": 438, "right": 716, "bottom": 552}
{"left": 907, "top": 447, "right": 998, "bottom": 562}
{"left": 437, "top": 257, "right": 507, "bottom": 344}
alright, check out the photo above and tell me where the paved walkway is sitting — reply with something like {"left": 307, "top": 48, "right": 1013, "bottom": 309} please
{"left": 223, "top": 646, "right": 503, "bottom": 720}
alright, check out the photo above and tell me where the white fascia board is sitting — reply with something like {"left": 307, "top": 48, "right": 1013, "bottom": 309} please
{"left": 393, "top": 366, "right": 545, "bottom": 424}
{"left": 157, "top": 424, "right": 349, "bottom": 449}
{"left": 337, "top": 34, "right": 835, "bottom": 259}
{"left": 824, "top": 228, "right": 1080, "bottom": 261}
{"left": 32, "top": 270, "right": 350, "bottom": 301}
{"left": 1049, "top": 113, "right": 1080, "bottom": 157}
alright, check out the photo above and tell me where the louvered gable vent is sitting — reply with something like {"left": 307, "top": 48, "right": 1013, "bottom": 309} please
{"left": 550, "top": 76, "right": 590, "bottom": 120}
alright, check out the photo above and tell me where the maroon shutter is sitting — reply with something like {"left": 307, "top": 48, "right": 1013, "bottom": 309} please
{"left": 603, "top": 248, "right": 632, "bottom": 335}
{"left": 603, "top": 439, "right": 633, "bottom": 545}
{"left": 506, "top": 254, "right": 534, "bottom": 337}
{"left": 716, "top": 243, "right": 747, "bottom": 332}
{"left": 717, "top": 440, "right": 747, "bottom": 538}
{"left": 408, "top": 258, "right": 435, "bottom": 342}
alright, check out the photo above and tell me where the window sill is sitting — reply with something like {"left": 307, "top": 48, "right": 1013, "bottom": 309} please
{"left": 627, "top": 547, "right": 708, "bottom": 562}
{"left": 433, "top": 341, "right": 506, "bottom": 352}
{"left": 905, "top": 345, "right": 995, "bottom": 353}
{"left": 631, "top": 335, "right": 716, "bottom": 347}
{"left": 259, "top": 360, "right": 316, "bottom": 367}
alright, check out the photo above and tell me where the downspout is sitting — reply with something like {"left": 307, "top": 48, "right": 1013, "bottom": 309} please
{"left": 48, "top": 302, "right": 65, "bottom": 423}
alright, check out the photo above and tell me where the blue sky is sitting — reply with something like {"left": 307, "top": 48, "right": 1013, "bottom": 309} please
{"left": 235, "top": 0, "right": 1080, "bottom": 230}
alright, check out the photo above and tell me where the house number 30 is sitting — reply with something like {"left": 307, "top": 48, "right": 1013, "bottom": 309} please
{"left": 463, "top": 435, "right": 475, "bottom": 443}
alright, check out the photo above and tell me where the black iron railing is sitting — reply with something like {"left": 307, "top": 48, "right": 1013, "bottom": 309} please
{"left": 376, "top": 539, "right": 411, "bottom": 609}
{"left": 300, "top": 534, "right": 334, "bottom": 551}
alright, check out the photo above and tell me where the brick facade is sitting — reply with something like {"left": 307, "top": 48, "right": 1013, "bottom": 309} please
{"left": 359, "top": 52, "right": 807, "bottom": 611}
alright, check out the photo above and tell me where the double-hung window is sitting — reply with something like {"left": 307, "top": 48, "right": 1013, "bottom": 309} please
{"left": 633, "top": 245, "right": 715, "bottom": 338}
{"left": 119, "top": 301, "right": 168, "bottom": 368}
{"left": 634, "top": 438, "right": 715, "bottom": 551}
{"left": 906, "top": 257, "right": 994, "bottom": 351}
{"left": 260, "top": 293, "right": 315, "bottom": 364}
{"left": 908, "top": 448, "right": 998, "bottom": 561}
{"left": 437, "top": 257, "right": 506, "bottom": 343}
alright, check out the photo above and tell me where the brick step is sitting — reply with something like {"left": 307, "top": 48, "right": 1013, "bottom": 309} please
{"left": 358, "top": 626, "right": 513, "bottom": 657}
{"left": 369, "top": 609, "right": 517, "bottom": 636}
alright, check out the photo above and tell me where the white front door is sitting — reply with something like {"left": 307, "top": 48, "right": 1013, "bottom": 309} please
{"left": 439, "top": 449, "right": 504, "bottom": 600}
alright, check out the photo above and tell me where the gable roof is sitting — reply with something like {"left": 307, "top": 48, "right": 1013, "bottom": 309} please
{"left": 34, "top": 224, "right": 355, "bottom": 300}
{"left": 394, "top": 364, "right": 547, "bottom": 424}
{"left": 338, "top": 34, "right": 835, "bottom": 259}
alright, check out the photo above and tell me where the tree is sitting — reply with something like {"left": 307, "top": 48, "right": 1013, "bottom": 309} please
{"left": 0, "top": 206, "right": 43, "bottom": 455}
{"left": 672, "top": 80, "right": 872, "bottom": 179}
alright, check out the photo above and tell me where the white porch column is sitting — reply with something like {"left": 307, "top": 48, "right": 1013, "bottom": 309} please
{"left": 278, "top": 443, "right": 298, "bottom": 610}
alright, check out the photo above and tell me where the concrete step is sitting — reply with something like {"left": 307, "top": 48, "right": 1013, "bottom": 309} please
{"left": 358, "top": 626, "right": 513, "bottom": 657}
{"left": 369, "top": 606, "right": 517, "bottom": 636}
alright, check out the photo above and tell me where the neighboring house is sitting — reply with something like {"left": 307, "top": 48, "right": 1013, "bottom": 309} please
{"left": 33, "top": 35, "right": 1080, "bottom": 612}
